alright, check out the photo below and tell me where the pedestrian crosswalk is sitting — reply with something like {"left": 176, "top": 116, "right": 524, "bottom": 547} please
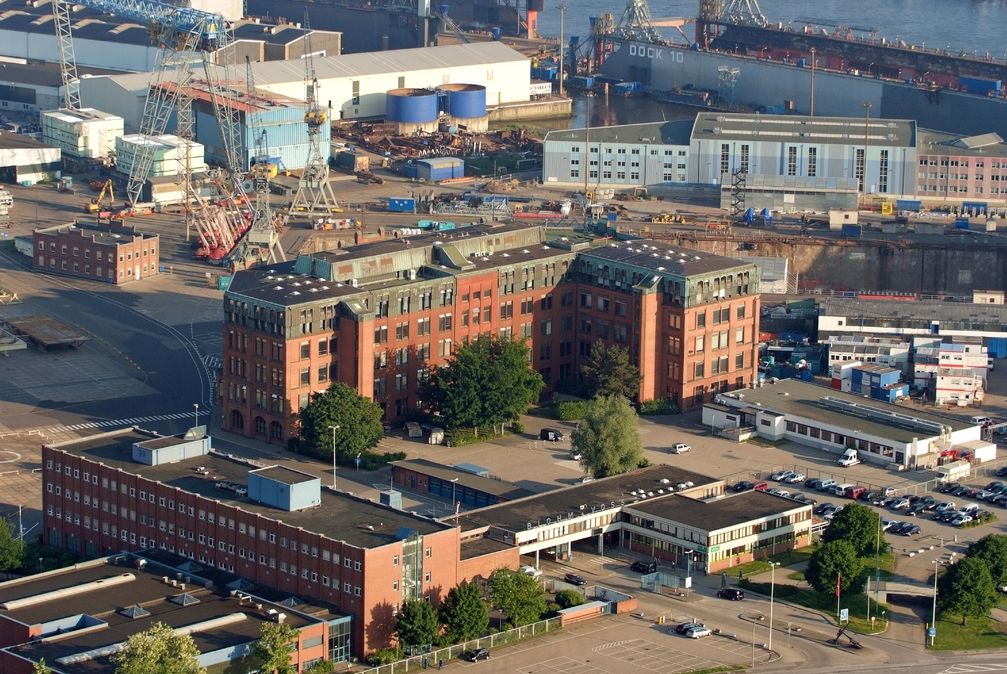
{"left": 942, "top": 664, "right": 1007, "bottom": 673}
{"left": 39, "top": 410, "right": 209, "bottom": 435}
{"left": 201, "top": 354, "right": 222, "bottom": 370}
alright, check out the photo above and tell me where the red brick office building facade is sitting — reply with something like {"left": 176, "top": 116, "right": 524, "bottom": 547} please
{"left": 220, "top": 223, "right": 761, "bottom": 443}
{"left": 33, "top": 222, "right": 159, "bottom": 284}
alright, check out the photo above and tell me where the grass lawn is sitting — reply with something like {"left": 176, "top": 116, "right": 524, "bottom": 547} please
{"left": 929, "top": 614, "right": 1007, "bottom": 651}
{"left": 729, "top": 546, "right": 818, "bottom": 578}
{"left": 740, "top": 580, "right": 887, "bottom": 634}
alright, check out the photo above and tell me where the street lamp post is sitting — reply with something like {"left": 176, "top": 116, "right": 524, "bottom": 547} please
{"left": 930, "top": 559, "right": 939, "bottom": 646}
{"left": 193, "top": 402, "right": 199, "bottom": 430}
{"left": 768, "top": 561, "right": 780, "bottom": 652}
{"left": 329, "top": 425, "right": 340, "bottom": 489}
{"left": 450, "top": 477, "right": 459, "bottom": 508}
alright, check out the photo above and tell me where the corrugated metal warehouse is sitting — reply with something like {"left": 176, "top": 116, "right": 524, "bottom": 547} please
{"left": 78, "top": 42, "right": 531, "bottom": 128}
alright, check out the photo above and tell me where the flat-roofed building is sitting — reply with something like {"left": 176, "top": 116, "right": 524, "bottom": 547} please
{"left": 0, "top": 552, "right": 341, "bottom": 673}
{"left": 32, "top": 223, "right": 159, "bottom": 285}
{"left": 705, "top": 378, "right": 981, "bottom": 469}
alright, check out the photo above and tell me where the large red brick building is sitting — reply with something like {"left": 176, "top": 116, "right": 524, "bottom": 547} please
{"left": 32, "top": 222, "right": 159, "bottom": 284}
{"left": 220, "top": 222, "right": 761, "bottom": 443}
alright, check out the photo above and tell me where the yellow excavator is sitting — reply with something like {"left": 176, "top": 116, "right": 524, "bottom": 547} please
{"left": 84, "top": 178, "right": 114, "bottom": 214}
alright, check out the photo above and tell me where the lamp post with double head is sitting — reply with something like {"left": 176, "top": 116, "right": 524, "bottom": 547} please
{"left": 329, "top": 425, "right": 341, "bottom": 489}
{"left": 768, "top": 561, "right": 780, "bottom": 652}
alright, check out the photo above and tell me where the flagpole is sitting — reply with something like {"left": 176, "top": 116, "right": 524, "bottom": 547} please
{"left": 836, "top": 572, "right": 841, "bottom": 621}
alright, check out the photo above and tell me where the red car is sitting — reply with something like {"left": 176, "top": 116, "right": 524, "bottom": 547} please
{"left": 753, "top": 481, "right": 769, "bottom": 492}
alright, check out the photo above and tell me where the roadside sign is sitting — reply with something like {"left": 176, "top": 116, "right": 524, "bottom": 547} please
{"left": 839, "top": 608, "right": 849, "bottom": 623}
{"left": 928, "top": 627, "right": 937, "bottom": 638}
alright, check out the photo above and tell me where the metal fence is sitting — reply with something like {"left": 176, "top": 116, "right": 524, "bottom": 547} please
{"left": 356, "top": 617, "right": 562, "bottom": 674}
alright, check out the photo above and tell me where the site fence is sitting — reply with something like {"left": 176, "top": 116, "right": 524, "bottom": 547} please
{"left": 356, "top": 617, "right": 562, "bottom": 674}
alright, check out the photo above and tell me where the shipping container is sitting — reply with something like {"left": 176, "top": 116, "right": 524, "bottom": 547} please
{"left": 959, "top": 75, "right": 1002, "bottom": 97}
{"left": 840, "top": 223, "right": 862, "bottom": 238}
{"left": 387, "top": 197, "right": 417, "bottom": 213}
{"left": 416, "top": 157, "right": 464, "bottom": 182}
{"left": 335, "top": 150, "right": 369, "bottom": 173}
{"left": 895, "top": 199, "right": 923, "bottom": 212}
{"left": 954, "top": 217, "right": 971, "bottom": 230}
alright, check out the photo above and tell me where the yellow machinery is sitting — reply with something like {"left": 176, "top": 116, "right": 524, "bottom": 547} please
{"left": 84, "top": 179, "right": 114, "bottom": 214}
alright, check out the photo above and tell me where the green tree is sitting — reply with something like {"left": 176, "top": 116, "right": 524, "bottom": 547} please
{"left": 252, "top": 622, "right": 299, "bottom": 674}
{"left": 297, "top": 382, "right": 384, "bottom": 461}
{"left": 112, "top": 622, "right": 205, "bottom": 674}
{"left": 420, "top": 335, "right": 544, "bottom": 432}
{"left": 395, "top": 599, "right": 439, "bottom": 650}
{"left": 805, "top": 540, "right": 865, "bottom": 595}
{"left": 967, "top": 534, "right": 1007, "bottom": 586}
{"left": 439, "top": 581, "right": 489, "bottom": 643}
{"left": 822, "top": 503, "right": 885, "bottom": 557}
{"left": 0, "top": 519, "right": 23, "bottom": 572}
{"left": 32, "top": 659, "right": 52, "bottom": 674}
{"left": 487, "top": 568, "right": 549, "bottom": 627}
{"left": 580, "top": 340, "right": 640, "bottom": 400}
{"left": 938, "top": 556, "right": 999, "bottom": 625}
{"left": 571, "top": 395, "right": 644, "bottom": 478}
{"left": 555, "top": 590, "right": 585, "bottom": 609}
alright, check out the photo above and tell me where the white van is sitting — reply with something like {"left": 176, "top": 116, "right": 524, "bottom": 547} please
{"left": 970, "top": 416, "right": 991, "bottom": 426}
{"left": 837, "top": 449, "right": 860, "bottom": 467}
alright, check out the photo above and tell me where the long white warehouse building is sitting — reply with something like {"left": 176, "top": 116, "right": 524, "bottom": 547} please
{"left": 78, "top": 42, "right": 532, "bottom": 132}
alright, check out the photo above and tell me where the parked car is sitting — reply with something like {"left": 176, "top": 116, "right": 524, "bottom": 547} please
{"left": 753, "top": 482, "right": 770, "bottom": 492}
{"left": 889, "top": 497, "right": 912, "bottom": 510}
{"left": 717, "top": 588, "right": 745, "bottom": 600}
{"left": 935, "top": 501, "right": 957, "bottom": 514}
{"left": 889, "top": 521, "right": 910, "bottom": 534}
{"left": 805, "top": 478, "right": 823, "bottom": 489}
{"left": 631, "top": 560, "right": 658, "bottom": 574}
{"left": 540, "top": 428, "right": 564, "bottom": 442}
{"left": 996, "top": 466, "right": 1007, "bottom": 478}
{"left": 686, "top": 626, "right": 713, "bottom": 639}
{"left": 784, "top": 472, "right": 806, "bottom": 484}
{"left": 675, "top": 622, "right": 704, "bottom": 635}
{"left": 520, "top": 565, "right": 542, "bottom": 578}
{"left": 814, "top": 502, "right": 836, "bottom": 515}
{"left": 881, "top": 519, "right": 896, "bottom": 531}
{"left": 817, "top": 479, "right": 838, "bottom": 492}
{"left": 462, "top": 648, "right": 490, "bottom": 662}
{"left": 952, "top": 515, "right": 974, "bottom": 527}
{"left": 899, "top": 524, "right": 922, "bottom": 536}
{"left": 771, "top": 470, "right": 795, "bottom": 482}
{"left": 564, "top": 573, "right": 587, "bottom": 586}
{"left": 669, "top": 443, "right": 691, "bottom": 454}
{"left": 832, "top": 483, "right": 854, "bottom": 496}
{"left": 858, "top": 490, "right": 878, "bottom": 503}
{"left": 845, "top": 486, "right": 866, "bottom": 500}
{"left": 732, "top": 481, "right": 754, "bottom": 492}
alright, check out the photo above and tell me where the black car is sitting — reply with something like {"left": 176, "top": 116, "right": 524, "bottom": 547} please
{"left": 805, "top": 478, "right": 823, "bottom": 489}
{"left": 462, "top": 648, "right": 490, "bottom": 662}
{"left": 540, "top": 428, "right": 564, "bottom": 442}
{"left": 858, "top": 490, "right": 877, "bottom": 503}
{"left": 675, "top": 621, "right": 705, "bottom": 634}
{"left": 564, "top": 572, "right": 587, "bottom": 586}
{"left": 717, "top": 588, "right": 745, "bottom": 601}
{"left": 631, "top": 560, "right": 658, "bottom": 574}
{"left": 889, "top": 521, "right": 910, "bottom": 534}
{"left": 900, "top": 524, "right": 922, "bottom": 536}
{"left": 732, "top": 481, "right": 754, "bottom": 492}
{"left": 814, "top": 502, "right": 836, "bottom": 515}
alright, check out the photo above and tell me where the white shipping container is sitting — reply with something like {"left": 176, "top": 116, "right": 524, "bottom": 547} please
{"left": 41, "top": 108, "right": 123, "bottom": 159}
{"left": 116, "top": 135, "right": 204, "bottom": 178}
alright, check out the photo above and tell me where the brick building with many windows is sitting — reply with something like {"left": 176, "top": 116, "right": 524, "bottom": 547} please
{"left": 220, "top": 223, "right": 761, "bottom": 443}
{"left": 32, "top": 222, "right": 159, "bottom": 284}
{"left": 41, "top": 428, "right": 513, "bottom": 660}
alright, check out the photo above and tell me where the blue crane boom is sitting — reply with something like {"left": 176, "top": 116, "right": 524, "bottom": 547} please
{"left": 76, "top": 0, "right": 228, "bottom": 43}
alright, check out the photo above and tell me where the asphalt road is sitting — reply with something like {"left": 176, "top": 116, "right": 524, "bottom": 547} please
{"left": 0, "top": 249, "right": 215, "bottom": 431}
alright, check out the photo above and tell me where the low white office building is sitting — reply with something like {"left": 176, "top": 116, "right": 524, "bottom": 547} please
{"left": 703, "top": 378, "right": 980, "bottom": 469}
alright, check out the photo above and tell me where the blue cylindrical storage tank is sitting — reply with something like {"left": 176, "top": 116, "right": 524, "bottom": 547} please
{"left": 386, "top": 88, "right": 439, "bottom": 123}
{"left": 490, "top": 26, "right": 502, "bottom": 40}
{"left": 438, "top": 83, "right": 487, "bottom": 119}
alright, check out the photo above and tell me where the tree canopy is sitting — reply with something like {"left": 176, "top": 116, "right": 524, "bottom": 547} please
{"left": 395, "top": 599, "right": 439, "bottom": 650}
{"left": 967, "top": 534, "right": 1007, "bottom": 587}
{"left": 297, "top": 382, "right": 385, "bottom": 460}
{"left": 487, "top": 568, "right": 549, "bottom": 627}
{"left": 571, "top": 395, "right": 644, "bottom": 478}
{"left": 580, "top": 340, "right": 640, "bottom": 400}
{"left": 822, "top": 503, "right": 885, "bottom": 557}
{"left": 0, "top": 519, "right": 23, "bottom": 572}
{"left": 32, "top": 660, "right": 52, "bottom": 674}
{"left": 420, "top": 335, "right": 544, "bottom": 431}
{"left": 439, "top": 581, "right": 489, "bottom": 643}
{"left": 252, "top": 622, "right": 298, "bottom": 674}
{"left": 805, "top": 540, "right": 865, "bottom": 595}
{"left": 112, "top": 622, "right": 205, "bottom": 674}
{"left": 938, "top": 556, "right": 999, "bottom": 625}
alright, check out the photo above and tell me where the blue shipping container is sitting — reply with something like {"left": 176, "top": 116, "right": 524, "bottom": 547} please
{"left": 388, "top": 197, "right": 416, "bottom": 213}
{"left": 895, "top": 199, "right": 923, "bottom": 212}
{"left": 841, "top": 224, "right": 862, "bottom": 237}
{"left": 959, "top": 75, "right": 1002, "bottom": 96}
{"left": 954, "top": 217, "right": 971, "bottom": 230}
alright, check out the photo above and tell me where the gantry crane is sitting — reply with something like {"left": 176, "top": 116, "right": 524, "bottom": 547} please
{"left": 289, "top": 10, "right": 341, "bottom": 217}
{"left": 51, "top": 0, "right": 81, "bottom": 110}
{"left": 231, "top": 56, "right": 286, "bottom": 267}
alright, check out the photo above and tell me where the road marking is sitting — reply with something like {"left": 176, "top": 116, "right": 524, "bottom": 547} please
{"left": 35, "top": 411, "right": 209, "bottom": 435}
{"left": 942, "top": 666, "right": 1007, "bottom": 673}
